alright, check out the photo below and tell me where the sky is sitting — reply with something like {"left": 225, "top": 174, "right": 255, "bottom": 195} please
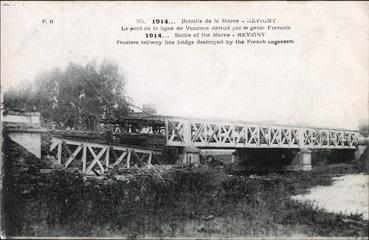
{"left": 1, "top": 1, "right": 368, "bottom": 130}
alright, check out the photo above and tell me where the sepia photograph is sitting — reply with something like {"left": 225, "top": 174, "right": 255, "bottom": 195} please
{"left": 1, "top": 1, "right": 368, "bottom": 239}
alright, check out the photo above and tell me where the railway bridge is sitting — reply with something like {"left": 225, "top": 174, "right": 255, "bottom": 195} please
{"left": 162, "top": 116, "right": 359, "bottom": 149}
{"left": 3, "top": 111, "right": 367, "bottom": 175}
{"left": 83, "top": 114, "right": 364, "bottom": 172}
{"left": 160, "top": 116, "right": 363, "bottom": 171}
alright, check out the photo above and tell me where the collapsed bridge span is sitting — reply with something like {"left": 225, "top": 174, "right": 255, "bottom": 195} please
{"left": 49, "top": 137, "right": 162, "bottom": 175}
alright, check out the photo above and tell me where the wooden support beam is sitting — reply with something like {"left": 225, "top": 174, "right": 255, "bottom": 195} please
{"left": 127, "top": 149, "right": 131, "bottom": 168}
{"left": 50, "top": 140, "right": 58, "bottom": 152}
{"left": 86, "top": 146, "right": 107, "bottom": 174}
{"left": 57, "top": 141, "right": 62, "bottom": 164}
{"left": 105, "top": 146, "right": 110, "bottom": 168}
{"left": 112, "top": 150, "right": 128, "bottom": 166}
{"left": 64, "top": 143, "right": 73, "bottom": 156}
{"left": 111, "top": 148, "right": 118, "bottom": 161}
{"left": 148, "top": 152, "right": 152, "bottom": 165}
{"left": 64, "top": 143, "right": 84, "bottom": 168}
{"left": 133, "top": 150, "right": 146, "bottom": 167}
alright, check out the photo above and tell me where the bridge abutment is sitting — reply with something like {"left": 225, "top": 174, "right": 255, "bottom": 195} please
{"left": 8, "top": 132, "right": 42, "bottom": 158}
{"left": 3, "top": 111, "right": 45, "bottom": 159}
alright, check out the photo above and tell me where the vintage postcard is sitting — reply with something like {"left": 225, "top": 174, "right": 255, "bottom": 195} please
{"left": 1, "top": 1, "right": 368, "bottom": 239}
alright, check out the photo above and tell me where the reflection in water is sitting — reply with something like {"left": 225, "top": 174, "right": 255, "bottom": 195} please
{"left": 292, "top": 174, "right": 368, "bottom": 220}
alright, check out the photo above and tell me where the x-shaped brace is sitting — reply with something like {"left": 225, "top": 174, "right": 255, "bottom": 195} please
{"left": 64, "top": 144, "right": 84, "bottom": 168}
{"left": 191, "top": 123, "right": 205, "bottom": 142}
{"left": 248, "top": 127, "right": 259, "bottom": 144}
{"left": 207, "top": 124, "right": 219, "bottom": 143}
{"left": 271, "top": 128, "right": 281, "bottom": 144}
{"left": 168, "top": 121, "right": 184, "bottom": 142}
{"left": 86, "top": 146, "right": 106, "bottom": 173}
{"left": 221, "top": 125, "right": 233, "bottom": 143}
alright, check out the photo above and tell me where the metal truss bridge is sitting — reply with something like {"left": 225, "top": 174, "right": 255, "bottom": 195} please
{"left": 111, "top": 115, "right": 359, "bottom": 149}
{"left": 164, "top": 117, "right": 359, "bottom": 149}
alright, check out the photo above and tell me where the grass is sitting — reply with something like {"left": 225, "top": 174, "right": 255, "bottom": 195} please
{"left": 2, "top": 135, "right": 368, "bottom": 238}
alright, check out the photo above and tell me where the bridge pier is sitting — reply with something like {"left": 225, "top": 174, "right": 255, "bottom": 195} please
{"left": 179, "top": 146, "right": 201, "bottom": 165}
{"left": 355, "top": 137, "right": 368, "bottom": 162}
{"left": 355, "top": 144, "right": 367, "bottom": 160}
{"left": 286, "top": 148, "right": 312, "bottom": 171}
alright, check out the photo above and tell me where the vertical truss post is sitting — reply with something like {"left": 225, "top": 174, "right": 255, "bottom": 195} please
{"left": 298, "top": 128, "right": 305, "bottom": 148}
{"left": 245, "top": 125, "right": 249, "bottom": 145}
{"left": 57, "top": 141, "right": 62, "bottom": 164}
{"left": 340, "top": 131, "right": 345, "bottom": 147}
{"left": 232, "top": 124, "right": 235, "bottom": 145}
{"left": 165, "top": 118, "right": 169, "bottom": 143}
{"left": 182, "top": 119, "right": 192, "bottom": 146}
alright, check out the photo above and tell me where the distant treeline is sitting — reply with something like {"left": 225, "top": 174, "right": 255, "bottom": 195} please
{"left": 3, "top": 60, "right": 130, "bottom": 130}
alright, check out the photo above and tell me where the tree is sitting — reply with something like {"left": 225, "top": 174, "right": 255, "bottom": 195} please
{"left": 3, "top": 60, "right": 130, "bottom": 130}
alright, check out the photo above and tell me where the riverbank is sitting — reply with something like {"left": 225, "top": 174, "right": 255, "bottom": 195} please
{"left": 2, "top": 136, "right": 368, "bottom": 238}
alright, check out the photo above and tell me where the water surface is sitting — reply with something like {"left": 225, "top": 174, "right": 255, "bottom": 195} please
{"left": 292, "top": 174, "right": 368, "bottom": 219}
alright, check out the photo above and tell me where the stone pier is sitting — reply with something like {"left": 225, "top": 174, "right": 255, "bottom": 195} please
{"left": 286, "top": 148, "right": 312, "bottom": 171}
{"left": 355, "top": 136, "right": 368, "bottom": 162}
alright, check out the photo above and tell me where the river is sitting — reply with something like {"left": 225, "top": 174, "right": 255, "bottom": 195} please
{"left": 292, "top": 174, "right": 368, "bottom": 220}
